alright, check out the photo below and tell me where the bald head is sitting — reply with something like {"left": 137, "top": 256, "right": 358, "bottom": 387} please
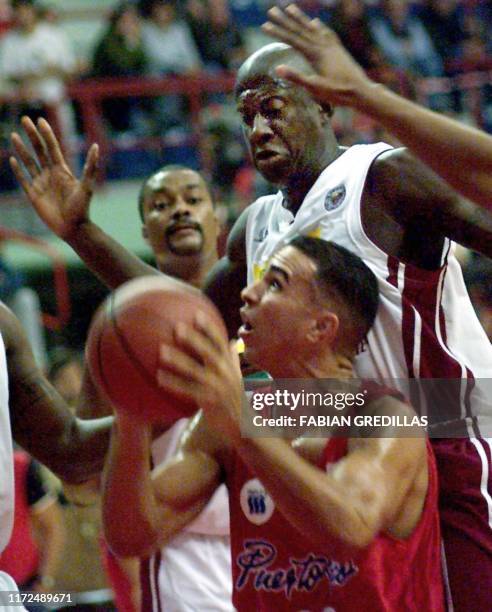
{"left": 236, "top": 42, "right": 315, "bottom": 98}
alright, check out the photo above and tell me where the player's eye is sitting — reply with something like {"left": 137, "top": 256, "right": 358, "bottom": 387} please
{"left": 268, "top": 277, "right": 282, "bottom": 291}
{"left": 154, "top": 201, "right": 171, "bottom": 211}
{"left": 188, "top": 197, "right": 202, "bottom": 205}
{"left": 241, "top": 111, "right": 255, "bottom": 127}
{"left": 263, "top": 99, "right": 284, "bottom": 119}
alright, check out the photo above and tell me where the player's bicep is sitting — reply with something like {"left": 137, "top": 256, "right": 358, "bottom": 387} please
{"left": 335, "top": 436, "right": 424, "bottom": 532}
{"left": 371, "top": 149, "right": 492, "bottom": 256}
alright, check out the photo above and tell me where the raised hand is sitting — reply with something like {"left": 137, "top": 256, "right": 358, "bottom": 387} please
{"left": 262, "top": 4, "right": 372, "bottom": 108}
{"left": 10, "top": 116, "right": 99, "bottom": 240}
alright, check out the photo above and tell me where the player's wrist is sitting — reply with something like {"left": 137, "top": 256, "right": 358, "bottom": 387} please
{"left": 64, "top": 218, "right": 93, "bottom": 244}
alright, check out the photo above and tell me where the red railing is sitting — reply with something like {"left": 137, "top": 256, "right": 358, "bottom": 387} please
{"left": 2, "top": 64, "right": 492, "bottom": 184}
{"left": 67, "top": 72, "right": 237, "bottom": 181}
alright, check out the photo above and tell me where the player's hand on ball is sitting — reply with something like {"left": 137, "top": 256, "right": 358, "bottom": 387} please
{"left": 262, "top": 4, "right": 371, "bottom": 108}
{"left": 157, "top": 312, "right": 245, "bottom": 441}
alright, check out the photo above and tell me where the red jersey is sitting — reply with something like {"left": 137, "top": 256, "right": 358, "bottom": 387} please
{"left": 229, "top": 438, "right": 444, "bottom": 611}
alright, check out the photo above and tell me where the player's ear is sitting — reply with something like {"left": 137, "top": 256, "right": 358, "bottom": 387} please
{"left": 307, "top": 311, "right": 338, "bottom": 344}
{"left": 142, "top": 224, "right": 149, "bottom": 241}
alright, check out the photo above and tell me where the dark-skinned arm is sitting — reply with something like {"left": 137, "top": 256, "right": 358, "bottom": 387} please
{"left": 2, "top": 303, "right": 112, "bottom": 483}
{"left": 204, "top": 206, "right": 249, "bottom": 338}
{"left": 370, "top": 148, "right": 492, "bottom": 259}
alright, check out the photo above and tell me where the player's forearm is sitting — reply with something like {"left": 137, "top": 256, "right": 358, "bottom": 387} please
{"left": 235, "top": 436, "right": 375, "bottom": 548}
{"left": 355, "top": 82, "right": 492, "bottom": 210}
{"left": 103, "top": 418, "right": 164, "bottom": 557}
{"left": 67, "top": 220, "right": 159, "bottom": 290}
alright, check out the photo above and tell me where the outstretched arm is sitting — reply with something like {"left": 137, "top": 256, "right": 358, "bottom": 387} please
{"left": 102, "top": 411, "right": 223, "bottom": 558}
{"left": 10, "top": 117, "right": 158, "bottom": 289}
{"left": 2, "top": 303, "right": 112, "bottom": 483}
{"left": 263, "top": 5, "right": 492, "bottom": 211}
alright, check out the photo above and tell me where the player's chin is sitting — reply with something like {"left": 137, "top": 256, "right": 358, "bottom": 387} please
{"left": 167, "top": 236, "right": 203, "bottom": 256}
{"left": 254, "top": 157, "right": 291, "bottom": 184}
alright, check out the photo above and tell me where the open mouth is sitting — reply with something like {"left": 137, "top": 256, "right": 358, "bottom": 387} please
{"left": 238, "top": 321, "right": 253, "bottom": 338}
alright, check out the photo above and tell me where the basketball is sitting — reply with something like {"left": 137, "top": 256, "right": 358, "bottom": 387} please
{"left": 86, "top": 275, "right": 228, "bottom": 425}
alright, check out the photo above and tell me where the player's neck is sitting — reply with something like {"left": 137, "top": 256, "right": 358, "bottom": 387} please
{"left": 308, "top": 352, "right": 354, "bottom": 380}
{"left": 273, "top": 352, "right": 354, "bottom": 380}
{"left": 281, "top": 144, "right": 344, "bottom": 215}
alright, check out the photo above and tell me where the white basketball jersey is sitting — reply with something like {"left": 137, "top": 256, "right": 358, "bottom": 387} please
{"left": 0, "top": 331, "right": 13, "bottom": 555}
{"left": 246, "top": 143, "right": 492, "bottom": 436}
{"left": 146, "top": 422, "right": 233, "bottom": 611}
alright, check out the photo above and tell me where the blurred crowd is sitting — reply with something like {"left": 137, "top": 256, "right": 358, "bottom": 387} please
{"left": 0, "top": 0, "right": 491, "bottom": 195}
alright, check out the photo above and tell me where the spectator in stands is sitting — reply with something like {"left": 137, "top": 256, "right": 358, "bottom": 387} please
{"left": 419, "top": 0, "right": 466, "bottom": 63}
{"left": 91, "top": 1, "right": 150, "bottom": 134}
{"left": 139, "top": 0, "right": 202, "bottom": 131}
{"left": 0, "top": 0, "right": 77, "bottom": 147}
{"left": 464, "top": 255, "right": 492, "bottom": 342}
{"left": 0, "top": 449, "right": 65, "bottom": 599}
{"left": 368, "top": 0, "right": 444, "bottom": 77}
{"left": 185, "top": 0, "right": 246, "bottom": 71}
{"left": 329, "top": 0, "right": 383, "bottom": 71}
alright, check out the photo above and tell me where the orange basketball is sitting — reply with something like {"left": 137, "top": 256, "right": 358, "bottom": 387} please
{"left": 86, "top": 275, "right": 228, "bottom": 425}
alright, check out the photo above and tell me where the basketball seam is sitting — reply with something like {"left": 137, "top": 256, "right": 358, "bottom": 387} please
{"left": 108, "top": 292, "right": 165, "bottom": 393}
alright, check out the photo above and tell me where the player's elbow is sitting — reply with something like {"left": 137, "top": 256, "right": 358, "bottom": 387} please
{"left": 104, "top": 519, "right": 161, "bottom": 558}
{"left": 325, "top": 506, "right": 382, "bottom": 550}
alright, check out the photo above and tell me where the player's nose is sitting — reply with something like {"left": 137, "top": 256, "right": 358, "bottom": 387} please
{"left": 241, "top": 279, "right": 261, "bottom": 305}
{"left": 251, "top": 114, "right": 274, "bottom": 145}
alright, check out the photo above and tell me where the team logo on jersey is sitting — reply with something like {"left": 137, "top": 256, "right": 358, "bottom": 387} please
{"left": 324, "top": 185, "right": 346, "bottom": 212}
{"left": 240, "top": 478, "right": 275, "bottom": 525}
{"left": 236, "top": 540, "right": 358, "bottom": 597}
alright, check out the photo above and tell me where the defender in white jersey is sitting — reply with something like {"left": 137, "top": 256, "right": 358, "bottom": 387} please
{"left": 10, "top": 121, "right": 233, "bottom": 612}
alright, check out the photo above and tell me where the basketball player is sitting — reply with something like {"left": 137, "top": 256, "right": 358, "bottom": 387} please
{"left": 102, "top": 236, "right": 445, "bottom": 611}
{"left": 10, "top": 22, "right": 492, "bottom": 604}
{"left": 0, "top": 306, "right": 111, "bottom": 606}
{"left": 10, "top": 117, "right": 232, "bottom": 612}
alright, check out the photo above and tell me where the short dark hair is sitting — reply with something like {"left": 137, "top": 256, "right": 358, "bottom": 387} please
{"left": 288, "top": 236, "right": 379, "bottom": 351}
{"left": 137, "top": 164, "right": 208, "bottom": 221}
